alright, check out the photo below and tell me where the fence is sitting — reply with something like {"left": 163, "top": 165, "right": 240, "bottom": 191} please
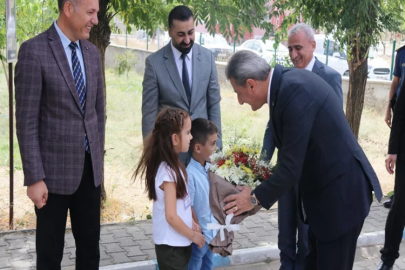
{"left": 105, "top": 44, "right": 393, "bottom": 113}
{"left": 110, "top": 31, "right": 404, "bottom": 81}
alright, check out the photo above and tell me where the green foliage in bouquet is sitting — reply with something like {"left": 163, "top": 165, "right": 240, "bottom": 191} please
{"left": 210, "top": 145, "right": 272, "bottom": 188}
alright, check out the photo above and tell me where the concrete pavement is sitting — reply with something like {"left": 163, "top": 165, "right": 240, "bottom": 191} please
{"left": 0, "top": 202, "right": 401, "bottom": 269}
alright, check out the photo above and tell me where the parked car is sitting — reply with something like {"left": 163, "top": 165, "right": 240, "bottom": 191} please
{"left": 196, "top": 32, "right": 234, "bottom": 61}
{"left": 236, "top": 39, "right": 289, "bottom": 64}
{"left": 341, "top": 49, "right": 391, "bottom": 80}
{"left": 314, "top": 53, "right": 348, "bottom": 76}
{"left": 314, "top": 34, "right": 390, "bottom": 80}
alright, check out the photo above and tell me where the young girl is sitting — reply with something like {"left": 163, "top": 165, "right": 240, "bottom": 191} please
{"left": 134, "top": 107, "right": 205, "bottom": 270}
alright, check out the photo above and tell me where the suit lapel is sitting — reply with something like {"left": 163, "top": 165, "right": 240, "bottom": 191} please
{"left": 163, "top": 43, "right": 189, "bottom": 106}
{"left": 190, "top": 44, "right": 201, "bottom": 109}
{"left": 48, "top": 25, "right": 82, "bottom": 113}
{"left": 80, "top": 40, "right": 93, "bottom": 109}
{"left": 312, "top": 58, "right": 323, "bottom": 76}
{"left": 269, "top": 64, "right": 283, "bottom": 147}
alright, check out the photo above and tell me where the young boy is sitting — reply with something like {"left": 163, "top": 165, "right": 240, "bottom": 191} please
{"left": 187, "top": 118, "right": 219, "bottom": 270}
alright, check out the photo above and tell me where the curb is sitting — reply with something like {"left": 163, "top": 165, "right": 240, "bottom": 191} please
{"left": 100, "top": 229, "right": 405, "bottom": 270}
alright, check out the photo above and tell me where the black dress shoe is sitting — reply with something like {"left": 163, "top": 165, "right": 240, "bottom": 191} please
{"left": 377, "top": 262, "right": 393, "bottom": 270}
{"left": 383, "top": 195, "right": 394, "bottom": 209}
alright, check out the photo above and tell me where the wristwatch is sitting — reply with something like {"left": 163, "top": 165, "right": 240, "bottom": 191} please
{"left": 250, "top": 190, "right": 261, "bottom": 206}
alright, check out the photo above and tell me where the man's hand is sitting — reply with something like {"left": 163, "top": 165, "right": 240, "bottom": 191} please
{"left": 385, "top": 105, "right": 392, "bottom": 128}
{"left": 223, "top": 186, "right": 254, "bottom": 217}
{"left": 385, "top": 154, "right": 397, "bottom": 174}
{"left": 27, "top": 180, "right": 48, "bottom": 209}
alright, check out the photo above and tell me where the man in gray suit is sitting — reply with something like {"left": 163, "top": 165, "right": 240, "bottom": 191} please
{"left": 15, "top": 0, "right": 104, "bottom": 268}
{"left": 142, "top": 5, "right": 222, "bottom": 150}
{"left": 261, "top": 23, "right": 343, "bottom": 270}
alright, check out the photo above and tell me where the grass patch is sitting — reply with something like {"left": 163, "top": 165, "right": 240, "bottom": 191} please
{"left": 0, "top": 68, "right": 395, "bottom": 231}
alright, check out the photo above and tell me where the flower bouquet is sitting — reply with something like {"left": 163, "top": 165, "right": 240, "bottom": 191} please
{"left": 209, "top": 145, "right": 272, "bottom": 188}
{"left": 207, "top": 145, "right": 272, "bottom": 256}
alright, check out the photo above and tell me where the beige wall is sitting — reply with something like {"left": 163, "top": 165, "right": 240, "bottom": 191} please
{"left": 341, "top": 77, "right": 390, "bottom": 113}
{"left": 106, "top": 45, "right": 391, "bottom": 113}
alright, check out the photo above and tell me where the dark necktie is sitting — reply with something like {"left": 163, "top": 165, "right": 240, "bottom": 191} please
{"left": 181, "top": 53, "right": 191, "bottom": 103}
{"left": 69, "top": 42, "right": 90, "bottom": 153}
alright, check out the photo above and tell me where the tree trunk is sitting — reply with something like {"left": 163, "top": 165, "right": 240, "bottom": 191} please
{"left": 89, "top": 0, "right": 112, "bottom": 203}
{"left": 345, "top": 52, "right": 369, "bottom": 139}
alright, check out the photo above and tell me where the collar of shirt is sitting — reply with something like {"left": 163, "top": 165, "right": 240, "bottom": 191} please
{"left": 267, "top": 70, "right": 274, "bottom": 106}
{"left": 54, "top": 21, "right": 86, "bottom": 84}
{"left": 171, "top": 41, "right": 193, "bottom": 61}
{"left": 170, "top": 41, "right": 193, "bottom": 89}
{"left": 305, "top": 56, "right": 316, "bottom": 71}
{"left": 54, "top": 21, "right": 80, "bottom": 52}
{"left": 189, "top": 157, "right": 210, "bottom": 174}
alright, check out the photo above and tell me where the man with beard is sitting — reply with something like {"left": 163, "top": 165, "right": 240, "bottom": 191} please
{"left": 142, "top": 5, "right": 222, "bottom": 157}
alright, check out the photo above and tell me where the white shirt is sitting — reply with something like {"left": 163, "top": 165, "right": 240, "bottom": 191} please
{"left": 305, "top": 56, "right": 316, "bottom": 72}
{"left": 54, "top": 21, "right": 86, "bottom": 85}
{"left": 267, "top": 70, "right": 274, "bottom": 107}
{"left": 153, "top": 162, "right": 192, "bottom": 246}
{"left": 171, "top": 41, "right": 193, "bottom": 89}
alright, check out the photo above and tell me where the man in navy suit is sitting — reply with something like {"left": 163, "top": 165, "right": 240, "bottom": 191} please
{"left": 261, "top": 23, "right": 343, "bottom": 270}
{"left": 223, "top": 50, "right": 382, "bottom": 270}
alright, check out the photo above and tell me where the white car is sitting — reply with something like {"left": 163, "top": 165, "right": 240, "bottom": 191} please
{"left": 236, "top": 39, "right": 289, "bottom": 64}
{"left": 341, "top": 49, "right": 391, "bottom": 80}
{"left": 196, "top": 32, "right": 234, "bottom": 61}
{"left": 314, "top": 53, "right": 348, "bottom": 76}
{"left": 314, "top": 34, "right": 391, "bottom": 80}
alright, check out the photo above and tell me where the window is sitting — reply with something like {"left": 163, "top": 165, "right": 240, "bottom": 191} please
{"left": 245, "top": 41, "right": 254, "bottom": 49}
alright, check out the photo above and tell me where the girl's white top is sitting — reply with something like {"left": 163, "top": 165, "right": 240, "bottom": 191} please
{"left": 153, "top": 162, "right": 192, "bottom": 246}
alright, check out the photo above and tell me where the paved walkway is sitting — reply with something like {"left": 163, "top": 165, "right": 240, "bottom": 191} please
{"left": 218, "top": 243, "right": 405, "bottom": 270}
{"left": 0, "top": 202, "right": 392, "bottom": 269}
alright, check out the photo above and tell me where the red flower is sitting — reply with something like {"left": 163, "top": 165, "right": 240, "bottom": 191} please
{"left": 217, "top": 159, "right": 225, "bottom": 167}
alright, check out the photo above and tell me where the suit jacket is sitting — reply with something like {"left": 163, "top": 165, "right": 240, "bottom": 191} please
{"left": 15, "top": 24, "right": 105, "bottom": 195}
{"left": 142, "top": 42, "right": 222, "bottom": 147}
{"left": 312, "top": 58, "right": 343, "bottom": 104}
{"left": 389, "top": 75, "right": 405, "bottom": 158}
{"left": 261, "top": 58, "right": 343, "bottom": 161}
{"left": 256, "top": 65, "right": 383, "bottom": 242}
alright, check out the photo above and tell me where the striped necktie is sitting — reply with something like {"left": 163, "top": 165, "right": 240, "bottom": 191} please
{"left": 69, "top": 42, "right": 90, "bottom": 153}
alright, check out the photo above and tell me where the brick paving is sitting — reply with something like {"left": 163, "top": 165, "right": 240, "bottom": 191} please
{"left": 0, "top": 202, "right": 391, "bottom": 269}
{"left": 218, "top": 243, "right": 405, "bottom": 270}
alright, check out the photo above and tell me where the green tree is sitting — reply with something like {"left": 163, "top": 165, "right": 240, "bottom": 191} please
{"left": 0, "top": 0, "right": 57, "bottom": 74}
{"left": 272, "top": 0, "right": 403, "bottom": 138}
{"left": 89, "top": 0, "right": 275, "bottom": 91}
{"left": 89, "top": 0, "right": 275, "bottom": 201}
{"left": 114, "top": 50, "right": 138, "bottom": 78}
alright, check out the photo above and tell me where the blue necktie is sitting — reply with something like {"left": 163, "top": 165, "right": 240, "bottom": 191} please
{"left": 69, "top": 42, "right": 90, "bottom": 153}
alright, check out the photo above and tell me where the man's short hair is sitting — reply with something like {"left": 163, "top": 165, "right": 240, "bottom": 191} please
{"left": 58, "top": 0, "right": 78, "bottom": 12}
{"left": 288, "top": 23, "right": 315, "bottom": 41}
{"left": 168, "top": 5, "right": 194, "bottom": 29}
{"left": 226, "top": 50, "right": 271, "bottom": 86}
{"left": 190, "top": 118, "right": 218, "bottom": 151}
